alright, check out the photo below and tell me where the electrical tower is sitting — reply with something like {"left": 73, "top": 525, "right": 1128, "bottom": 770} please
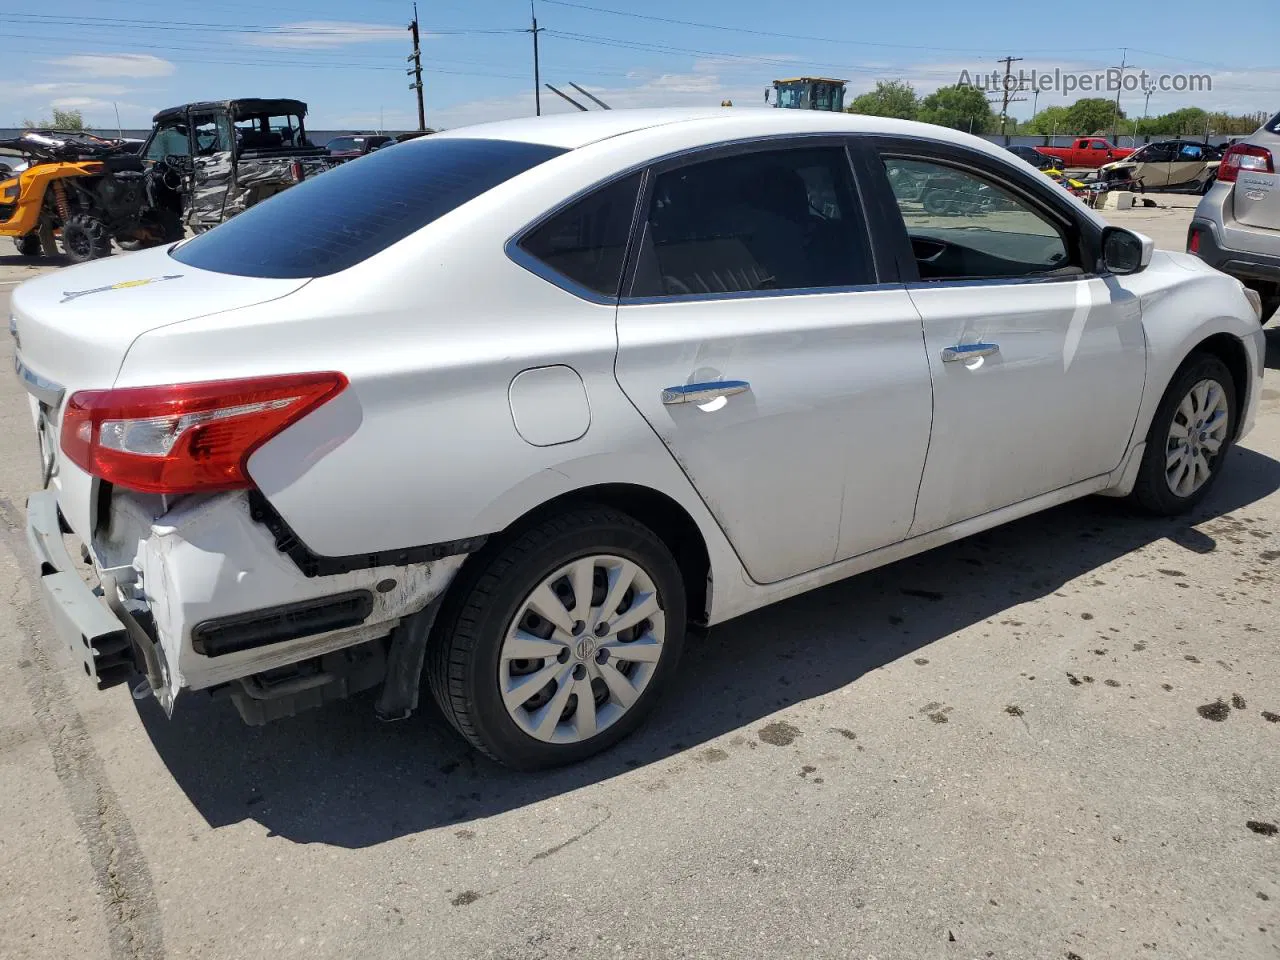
{"left": 407, "top": 2, "right": 425, "bottom": 131}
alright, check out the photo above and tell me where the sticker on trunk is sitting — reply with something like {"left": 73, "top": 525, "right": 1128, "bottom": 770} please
{"left": 61, "top": 274, "right": 184, "bottom": 304}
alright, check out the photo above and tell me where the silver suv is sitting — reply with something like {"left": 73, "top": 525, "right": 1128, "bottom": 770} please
{"left": 1189, "top": 111, "right": 1280, "bottom": 321}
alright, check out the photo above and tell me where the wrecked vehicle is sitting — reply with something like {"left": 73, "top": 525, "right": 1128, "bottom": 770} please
{"left": 1100, "top": 139, "right": 1222, "bottom": 194}
{"left": 140, "top": 98, "right": 333, "bottom": 231}
{"left": 1, "top": 130, "right": 184, "bottom": 262}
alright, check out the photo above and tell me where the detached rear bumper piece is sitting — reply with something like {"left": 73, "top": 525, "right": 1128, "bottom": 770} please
{"left": 25, "top": 489, "right": 138, "bottom": 689}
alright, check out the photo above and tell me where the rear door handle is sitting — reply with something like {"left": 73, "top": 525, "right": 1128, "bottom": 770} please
{"left": 941, "top": 342, "right": 1000, "bottom": 362}
{"left": 662, "top": 380, "right": 750, "bottom": 405}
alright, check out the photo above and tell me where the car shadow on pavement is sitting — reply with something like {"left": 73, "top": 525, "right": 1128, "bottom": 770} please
{"left": 0, "top": 252, "right": 70, "bottom": 269}
{"left": 136, "top": 445, "right": 1280, "bottom": 848}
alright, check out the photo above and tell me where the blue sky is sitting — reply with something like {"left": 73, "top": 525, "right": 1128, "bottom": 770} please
{"left": 7, "top": 0, "right": 1277, "bottom": 132}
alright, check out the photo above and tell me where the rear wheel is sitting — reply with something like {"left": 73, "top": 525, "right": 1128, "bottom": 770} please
{"left": 427, "top": 506, "right": 686, "bottom": 769}
{"left": 13, "top": 234, "right": 41, "bottom": 256}
{"left": 61, "top": 215, "right": 113, "bottom": 263}
{"left": 1131, "top": 353, "right": 1236, "bottom": 515}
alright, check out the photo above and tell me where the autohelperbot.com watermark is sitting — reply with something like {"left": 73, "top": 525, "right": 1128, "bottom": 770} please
{"left": 959, "top": 68, "right": 1212, "bottom": 97}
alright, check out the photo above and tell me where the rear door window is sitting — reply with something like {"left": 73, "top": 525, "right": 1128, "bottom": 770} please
{"left": 629, "top": 145, "right": 872, "bottom": 297}
{"left": 170, "top": 137, "right": 566, "bottom": 278}
{"left": 519, "top": 173, "right": 641, "bottom": 298}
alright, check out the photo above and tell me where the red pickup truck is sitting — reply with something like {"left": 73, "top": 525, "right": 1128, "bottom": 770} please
{"left": 1035, "top": 137, "right": 1135, "bottom": 168}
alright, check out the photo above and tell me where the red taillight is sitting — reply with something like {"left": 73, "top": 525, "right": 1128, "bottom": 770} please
{"left": 61, "top": 372, "right": 347, "bottom": 494}
{"left": 1188, "top": 228, "right": 1201, "bottom": 254}
{"left": 1217, "top": 142, "right": 1274, "bottom": 183}
{"left": 290, "top": 160, "right": 304, "bottom": 182}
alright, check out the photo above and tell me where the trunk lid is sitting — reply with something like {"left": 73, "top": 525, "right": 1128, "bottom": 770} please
{"left": 1234, "top": 169, "right": 1280, "bottom": 232}
{"left": 10, "top": 244, "right": 309, "bottom": 392}
{"left": 10, "top": 244, "right": 309, "bottom": 541}
{"left": 1231, "top": 130, "right": 1280, "bottom": 231}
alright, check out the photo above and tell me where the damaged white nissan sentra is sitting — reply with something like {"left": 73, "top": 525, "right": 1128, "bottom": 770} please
{"left": 12, "top": 109, "right": 1266, "bottom": 768}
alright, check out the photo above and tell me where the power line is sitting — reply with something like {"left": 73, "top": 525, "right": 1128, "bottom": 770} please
{"left": 7, "top": 13, "right": 519, "bottom": 37}
{"left": 539, "top": 0, "right": 1124, "bottom": 55}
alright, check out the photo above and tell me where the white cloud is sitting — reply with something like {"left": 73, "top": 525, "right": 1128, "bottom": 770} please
{"left": 12, "top": 82, "right": 130, "bottom": 98}
{"left": 45, "top": 54, "right": 175, "bottom": 79}
{"left": 244, "top": 21, "right": 404, "bottom": 49}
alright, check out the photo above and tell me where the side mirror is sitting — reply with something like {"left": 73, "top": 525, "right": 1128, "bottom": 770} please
{"left": 1100, "top": 226, "right": 1154, "bottom": 275}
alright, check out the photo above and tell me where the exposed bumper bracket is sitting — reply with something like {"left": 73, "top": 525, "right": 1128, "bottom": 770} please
{"left": 25, "top": 490, "right": 142, "bottom": 690}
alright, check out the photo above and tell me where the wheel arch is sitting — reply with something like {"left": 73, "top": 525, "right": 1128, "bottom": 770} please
{"left": 461, "top": 482, "right": 713, "bottom": 628}
{"left": 1184, "top": 331, "right": 1250, "bottom": 439}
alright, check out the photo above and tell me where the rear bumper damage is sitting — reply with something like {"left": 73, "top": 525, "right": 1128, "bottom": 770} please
{"left": 25, "top": 488, "right": 468, "bottom": 724}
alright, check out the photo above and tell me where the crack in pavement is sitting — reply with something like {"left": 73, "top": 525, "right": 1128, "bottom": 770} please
{"left": 528, "top": 808, "right": 611, "bottom": 865}
{"left": 0, "top": 497, "right": 164, "bottom": 960}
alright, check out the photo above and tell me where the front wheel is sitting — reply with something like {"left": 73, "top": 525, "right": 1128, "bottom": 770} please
{"left": 61, "top": 215, "right": 113, "bottom": 263}
{"left": 13, "top": 234, "right": 42, "bottom": 257}
{"left": 427, "top": 507, "right": 687, "bottom": 769}
{"left": 1131, "top": 353, "right": 1236, "bottom": 515}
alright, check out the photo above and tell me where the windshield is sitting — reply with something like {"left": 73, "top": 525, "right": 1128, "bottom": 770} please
{"left": 170, "top": 137, "right": 566, "bottom": 279}
{"left": 774, "top": 84, "right": 803, "bottom": 108}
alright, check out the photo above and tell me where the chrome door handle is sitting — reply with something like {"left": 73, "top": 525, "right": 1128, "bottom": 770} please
{"left": 661, "top": 380, "right": 750, "bottom": 405}
{"left": 941, "top": 342, "right": 1000, "bottom": 362}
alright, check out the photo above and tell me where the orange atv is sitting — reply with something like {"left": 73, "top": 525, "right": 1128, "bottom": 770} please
{"left": 0, "top": 131, "right": 184, "bottom": 262}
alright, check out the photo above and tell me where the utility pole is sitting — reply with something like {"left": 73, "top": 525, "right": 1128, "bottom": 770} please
{"left": 1110, "top": 47, "right": 1126, "bottom": 145}
{"left": 528, "top": 2, "right": 543, "bottom": 116}
{"left": 1140, "top": 82, "right": 1154, "bottom": 144}
{"left": 407, "top": 2, "right": 425, "bottom": 131}
{"left": 991, "top": 56, "right": 1024, "bottom": 144}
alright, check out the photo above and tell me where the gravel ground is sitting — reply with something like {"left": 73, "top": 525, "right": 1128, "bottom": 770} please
{"left": 1, "top": 202, "right": 1277, "bottom": 960}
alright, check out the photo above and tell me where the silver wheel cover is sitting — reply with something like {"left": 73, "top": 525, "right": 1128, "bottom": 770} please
{"left": 498, "top": 554, "right": 666, "bottom": 744}
{"left": 1165, "top": 377, "right": 1229, "bottom": 498}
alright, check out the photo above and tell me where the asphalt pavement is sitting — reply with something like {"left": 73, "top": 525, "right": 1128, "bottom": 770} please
{"left": 0, "top": 206, "right": 1277, "bottom": 960}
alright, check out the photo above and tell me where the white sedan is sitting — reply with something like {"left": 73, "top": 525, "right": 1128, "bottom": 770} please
{"left": 11, "top": 108, "right": 1265, "bottom": 768}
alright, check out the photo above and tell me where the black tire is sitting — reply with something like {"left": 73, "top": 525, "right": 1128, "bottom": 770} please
{"left": 60, "top": 215, "right": 113, "bottom": 263}
{"left": 427, "top": 506, "right": 687, "bottom": 770}
{"left": 13, "top": 234, "right": 41, "bottom": 257}
{"left": 1131, "top": 353, "right": 1237, "bottom": 515}
{"left": 921, "top": 189, "right": 951, "bottom": 215}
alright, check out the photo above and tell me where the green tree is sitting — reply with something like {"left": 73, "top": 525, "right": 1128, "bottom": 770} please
{"left": 847, "top": 80, "right": 918, "bottom": 120}
{"left": 1064, "top": 97, "right": 1123, "bottom": 135}
{"left": 1150, "top": 106, "right": 1208, "bottom": 136}
{"left": 918, "top": 83, "right": 995, "bottom": 134}
{"left": 21, "top": 108, "right": 86, "bottom": 131}
{"left": 1024, "top": 105, "right": 1070, "bottom": 136}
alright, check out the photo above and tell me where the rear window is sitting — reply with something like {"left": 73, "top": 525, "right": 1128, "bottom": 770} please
{"left": 170, "top": 137, "right": 567, "bottom": 279}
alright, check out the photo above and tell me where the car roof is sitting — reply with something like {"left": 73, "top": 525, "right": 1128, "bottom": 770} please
{"left": 427, "top": 107, "right": 1010, "bottom": 155}
{"left": 153, "top": 98, "right": 308, "bottom": 123}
